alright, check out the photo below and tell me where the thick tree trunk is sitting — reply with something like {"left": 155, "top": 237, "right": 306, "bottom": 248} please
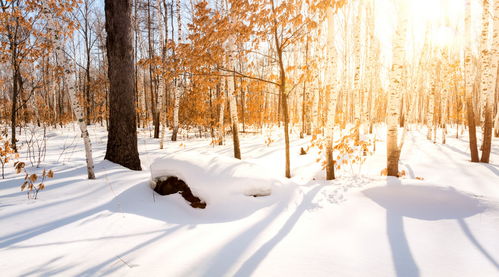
{"left": 104, "top": 0, "right": 141, "bottom": 170}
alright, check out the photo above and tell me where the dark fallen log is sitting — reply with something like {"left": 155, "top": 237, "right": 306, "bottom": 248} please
{"left": 153, "top": 176, "right": 206, "bottom": 209}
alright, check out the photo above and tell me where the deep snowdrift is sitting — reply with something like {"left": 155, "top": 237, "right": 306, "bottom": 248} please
{"left": 150, "top": 152, "right": 287, "bottom": 208}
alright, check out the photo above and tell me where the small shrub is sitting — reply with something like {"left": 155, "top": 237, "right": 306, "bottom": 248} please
{"left": 0, "top": 139, "right": 19, "bottom": 179}
{"left": 309, "top": 126, "right": 374, "bottom": 175}
{"left": 264, "top": 136, "right": 274, "bottom": 146}
{"left": 15, "top": 161, "right": 54, "bottom": 199}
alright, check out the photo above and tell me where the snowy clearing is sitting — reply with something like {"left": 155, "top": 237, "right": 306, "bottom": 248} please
{"left": 0, "top": 125, "right": 498, "bottom": 277}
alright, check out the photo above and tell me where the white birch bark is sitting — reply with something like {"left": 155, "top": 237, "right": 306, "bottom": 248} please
{"left": 218, "top": 81, "right": 225, "bottom": 145}
{"left": 157, "top": 0, "right": 167, "bottom": 149}
{"left": 224, "top": 16, "right": 241, "bottom": 159}
{"left": 479, "top": 0, "right": 499, "bottom": 161}
{"left": 353, "top": 0, "right": 363, "bottom": 132}
{"left": 427, "top": 70, "right": 435, "bottom": 140}
{"left": 311, "top": 84, "right": 319, "bottom": 134}
{"left": 43, "top": 5, "right": 95, "bottom": 179}
{"left": 386, "top": 0, "right": 407, "bottom": 176}
{"left": 227, "top": 67, "right": 241, "bottom": 159}
{"left": 158, "top": 79, "right": 166, "bottom": 149}
{"left": 479, "top": 0, "right": 493, "bottom": 123}
{"left": 325, "top": 7, "right": 339, "bottom": 180}
{"left": 464, "top": 0, "right": 480, "bottom": 151}
{"left": 490, "top": 1, "right": 499, "bottom": 123}
{"left": 362, "top": 0, "right": 375, "bottom": 133}
{"left": 171, "top": 82, "right": 180, "bottom": 141}
{"left": 228, "top": 75, "right": 239, "bottom": 129}
{"left": 440, "top": 53, "right": 450, "bottom": 144}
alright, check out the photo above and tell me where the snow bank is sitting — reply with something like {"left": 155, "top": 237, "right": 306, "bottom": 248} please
{"left": 150, "top": 152, "right": 286, "bottom": 209}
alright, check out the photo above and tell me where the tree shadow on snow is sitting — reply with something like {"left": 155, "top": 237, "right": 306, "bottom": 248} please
{"left": 232, "top": 184, "right": 325, "bottom": 277}
{"left": 363, "top": 177, "right": 496, "bottom": 277}
{"left": 479, "top": 163, "right": 499, "bottom": 177}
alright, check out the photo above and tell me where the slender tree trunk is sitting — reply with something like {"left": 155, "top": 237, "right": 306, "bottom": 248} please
{"left": 171, "top": 83, "right": 180, "bottom": 141}
{"left": 240, "top": 83, "right": 246, "bottom": 133}
{"left": 104, "top": 0, "right": 141, "bottom": 170}
{"left": 158, "top": 0, "right": 168, "bottom": 149}
{"left": 464, "top": 0, "right": 480, "bottom": 162}
{"left": 494, "top": 101, "right": 499, "bottom": 137}
{"left": 218, "top": 81, "right": 225, "bottom": 145}
{"left": 301, "top": 36, "right": 309, "bottom": 138}
{"left": 43, "top": 3, "right": 96, "bottom": 179}
{"left": 480, "top": 0, "right": 498, "bottom": 163}
{"left": 325, "top": 7, "right": 338, "bottom": 180}
{"left": 280, "top": 82, "right": 290, "bottom": 178}
{"left": 386, "top": 1, "right": 407, "bottom": 177}
{"left": 68, "top": 61, "right": 96, "bottom": 179}
{"left": 228, "top": 72, "right": 241, "bottom": 159}
{"left": 157, "top": 78, "right": 166, "bottom": 149}
{"left": 10, "top": 66, "right": 19, "bottom": 152}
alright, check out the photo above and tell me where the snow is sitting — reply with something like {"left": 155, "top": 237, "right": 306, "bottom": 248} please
{"left": 0, "top": 125, "right": 498, "bottom": 277}
{"left": 150, "top": 152, "right": 283, "bottom": 210}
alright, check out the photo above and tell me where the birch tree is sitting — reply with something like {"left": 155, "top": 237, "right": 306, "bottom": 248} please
{"left": 464, "top": 0, "right": 480, "bottom": 162}
{"left": 480, "top": 0, "right": 498, "bottom": 163}
{"left": 386, "top": 0, "right": 407, "bottom": 177}
{"left": 43, "top": 2, "right": 95, "bottom": 179}
{"left": 325, "top": 6, "right": 339, "bottom": 180}
{"left": 171, "top": 0, "right": 181, "bottom": 142}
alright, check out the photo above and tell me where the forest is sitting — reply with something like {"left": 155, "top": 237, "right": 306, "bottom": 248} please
{"left": 0, "top": 0, "right": 498, "bottom": 276}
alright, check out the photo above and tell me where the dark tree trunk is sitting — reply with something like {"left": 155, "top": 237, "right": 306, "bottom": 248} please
{"left": 277, "top": 49, "right": 290, "bottom": 178}
{"left": 11, "top": 67, "right": 19, "bottom": 152}
{"left": 480, "top": 102, "right": 492, "bottom": 163}
{"left": 466, "top": 95, "right": 479, "bottom": 162}
{"left": 241, "top": 82, "right": 246, "bottom": 133}
{"left": 326, "top": 146, "right": 335, "bottom": 180}
{"left": 85, "top": 61, "right": 91, "bottom": 125}
{"left": 280, "top": 86, "right": 290, "bottom": 178}
{"left": 104, "top": 0, "right": 141, "bottom": 170}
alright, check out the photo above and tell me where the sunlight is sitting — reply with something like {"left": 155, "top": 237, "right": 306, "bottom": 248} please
{"left": 373, "top": 0, "right": 464, "bottom": 59}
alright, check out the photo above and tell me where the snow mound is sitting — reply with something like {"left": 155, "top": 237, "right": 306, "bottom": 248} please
{"left": 150, "top": 152, "right": 285, "bottom": 209}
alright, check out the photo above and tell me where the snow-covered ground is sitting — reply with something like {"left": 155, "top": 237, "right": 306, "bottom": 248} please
{"left": 0, "top": 125, "right": 498, "bottom": 276}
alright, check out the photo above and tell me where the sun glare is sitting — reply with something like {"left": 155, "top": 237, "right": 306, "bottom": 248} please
{"left": 373, "top": 0, "right": 464, "bottom": 59}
